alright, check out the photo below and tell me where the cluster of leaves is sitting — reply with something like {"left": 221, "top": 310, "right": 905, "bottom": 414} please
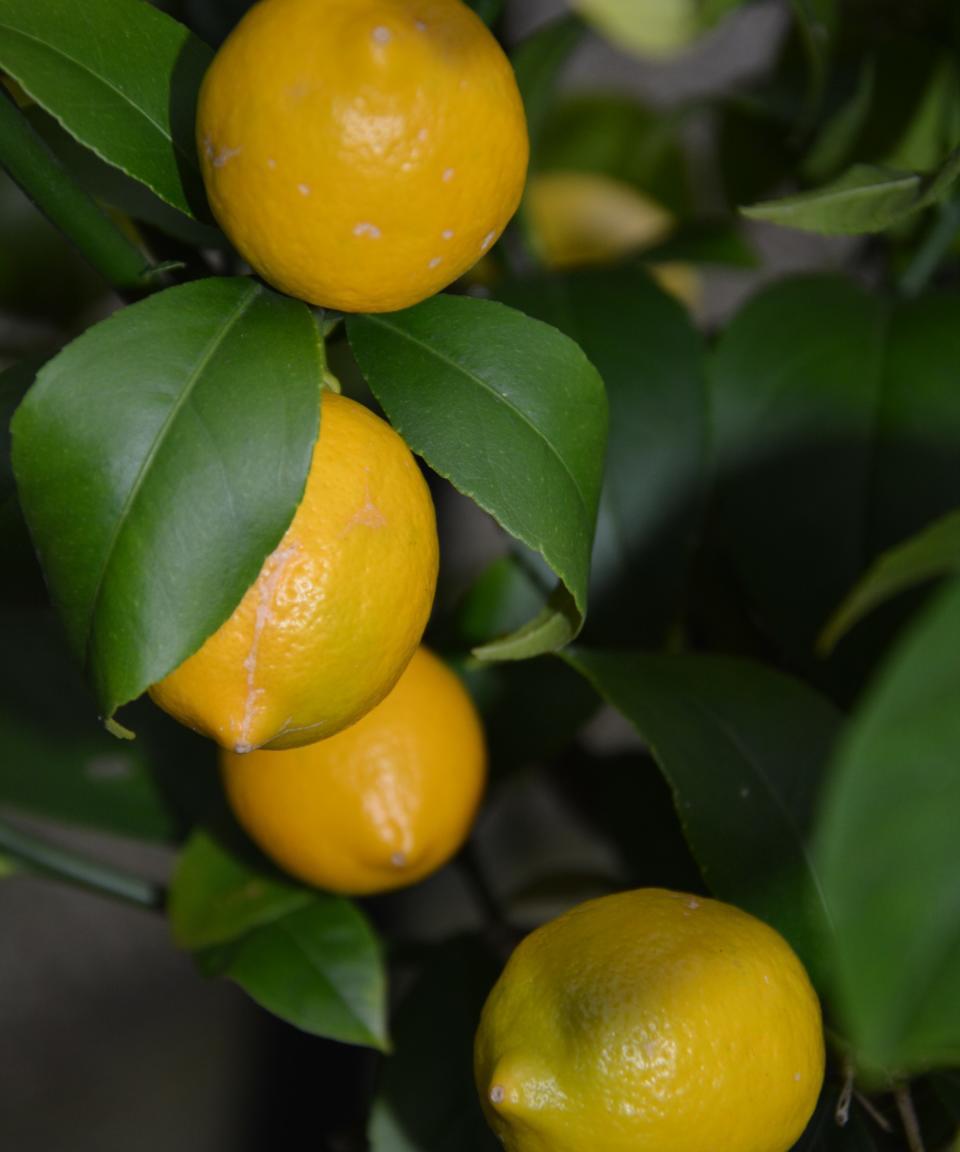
{"left": 1, "top": 0, "right": 960, "bottom": 1150}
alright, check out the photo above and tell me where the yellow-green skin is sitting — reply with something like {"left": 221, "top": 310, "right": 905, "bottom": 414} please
{"left": 474, "top": 889, "right": 825, "bottom": 1152}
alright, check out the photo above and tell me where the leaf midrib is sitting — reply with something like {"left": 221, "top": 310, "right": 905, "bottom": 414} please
{"left": 361, "top": 314, "right": 595, "bottom": 527}
{"left": 0, "top": 20, "right": 200, "bottom": 174}
{"left": 82, "top": 283, "right": 260, "bottom": 674}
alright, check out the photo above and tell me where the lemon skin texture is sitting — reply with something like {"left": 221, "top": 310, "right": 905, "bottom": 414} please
{"left": 196, "top": 0, "right": 529, "bottom": 313}
{"left": 475, "top": 888, "right": 825, "bottom": 1152}
{"left": 149, "top": 392, "right": 438, "bottom": 753}
{"left": 220, "top": 647, "right": 487, "bottom": 894}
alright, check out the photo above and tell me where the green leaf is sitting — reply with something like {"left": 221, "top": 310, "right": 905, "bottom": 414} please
{"left": 0, "top": 855, "right": 16, "bottom": 879}
{"left": 742, "top": 149, "right": 960, "bottom": 236}
{"left": 803, "top": 58, "right": 875, "bottom": 183}
{"left": 0, "top": 0, "right": 213, "bottom": 219}
{"left": 203, "top": 898, "right": 389, "bottom": 1049}
{"left": 11, "top": 277, "right": 321, "bottom": 722}
{"left": 822, "top": 508, "right": 960, "bottom": 652}
{"left": 565, "top": 649, "right": 842, "bottom": 985}
{"left": 816, "top": 580, "right": 960, "bottom": 1074}
{"left": 347, "top": 296, "right": 607, "bottom": 660}
{"left": 710, "top": 278, "right": 960, "bottom": 678}
{"left": 497, "top": 268, "right": 707, "bottom": 647}
{"left": 169, "top": 830, "right": 313, "bottom": 950}
{"left": 174, "top": 831, "right": 388, "bottom": 1048}
{"left": 571, "top": 0, "right": 743, "bottom": 57}
{"left": 369, "top": 937, "right": 501, "bottom": 1152}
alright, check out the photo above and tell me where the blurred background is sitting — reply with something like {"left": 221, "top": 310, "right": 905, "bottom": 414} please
{"left": 0, "top": 1, "right": 860, "bottom": 1148}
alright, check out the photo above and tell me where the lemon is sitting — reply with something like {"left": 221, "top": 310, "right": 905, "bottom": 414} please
{"left": 196, "top": 0, "right": 529, "bottom": 312}
{"left": 149, "top": 391, "right": 438, "bottom": 752}
{"left": 220, "top": 647, "right": 486, "bottom": 894}
{"left": 475, "top": 888, "right": 824, "bottom": 1152}
{"left": 526, "top": 170, "right": 700, "bottom": 308}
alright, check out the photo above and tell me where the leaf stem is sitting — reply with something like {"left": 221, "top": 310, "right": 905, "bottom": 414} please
{"left": 0, "top": 89, "right": 154, "bottom": 294}
{"left": 895, "top": 1083, "right": 927, "bottom": 1152}
{"left": 0, "top": 817, "right": 165, "bottom": 912}
{"left": 899, "top": 196, "right": 960, "bottom": 298}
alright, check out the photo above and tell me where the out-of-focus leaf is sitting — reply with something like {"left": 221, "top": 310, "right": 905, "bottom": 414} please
{"left": 711, "top": 277, "right": 960, "bottom": 683}
{"left": 169, "top": 829, "right": 312, "bottom": 950}
{"left": 0, "top": 608, "right": 179, "bottom": 841}
{"left": 743, "top": 150, "right": 960, "bottom": 236}
{"left": 511, "top": 16, "right": 584, "bottom": 151}
{"left": 12, "top": 278, "right": 321, "bottom": 724}
{"left": 536, "top": 95, "right": 689, "bottom": 214}
{"left": 803, "top": 58, "right": 875, "bottom": 183}
{"left": 642, "top": 221, "right": 757, "bottom": 267}
{"left": 348, "top": 296, "right": 607, "bottom": 661}
{"left": 498, "top": 268, "right": 707, "bottom": 647}
{"left": 369, "top": 937, "right": 501, "bottom": 1152}
{"left": 821, "top": 508, "right": 960, "bottom": 652}
{"left": 203, "top": 897, "right": 389, "bottom": 1050}
{"left": 816, "top": 580, "right": 960, "bottom": 1075}
{"left": 0, "top": 0, "right": 212, "bottom": 218}
{"left": 566, "top": 649, "right": 843, "bottom": 987}
{"left": 175, "top": 832, "right": 388, "bottom": 1049}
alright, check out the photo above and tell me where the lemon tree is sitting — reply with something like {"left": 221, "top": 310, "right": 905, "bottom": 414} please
{"left": 1, "top": 1, "right": 959, "bottom": 1150}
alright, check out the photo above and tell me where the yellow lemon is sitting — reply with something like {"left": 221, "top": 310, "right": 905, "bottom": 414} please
{"left": 150, "top": 391, "right": 438, "bottom": 752}
{"left": 196, "top": 0, "right": 529, "bottom": 313}
{"left": 220, "top": 647, "right": 486, "bottom": 894}
{"left": 475, "top": 888, "right": 825, "bottom": 1152}
{"left": 525, "top": 170, "right": 700, "bottom": 308}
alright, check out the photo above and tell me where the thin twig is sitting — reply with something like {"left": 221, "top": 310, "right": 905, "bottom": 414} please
{"left": 895, "top": 1083, "right": 927, "bottom": 1152}
{"left": 0, "top": 818, "right": 165, "bottom": 912}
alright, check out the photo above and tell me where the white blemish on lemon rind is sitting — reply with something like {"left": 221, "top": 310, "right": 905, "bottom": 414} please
{"left": 297, "top": 183, "right": 311, "bottom": 196}
{"left": 442, "top": 167, "right": 456, "bottom": 182}
{"left": 353, "top": 221, "right": 382, "bottom": 238}
{"left": 480, "top": 230, "right": 497, "bottom": 252}
{"left": 372, "top": 25, "right": 392, "bottom": 43}
{"left": 238, "top": 544, "right": 299, "bottom": 752}
{"left": 429, "top": 256, "right": 443, "bottom": 269}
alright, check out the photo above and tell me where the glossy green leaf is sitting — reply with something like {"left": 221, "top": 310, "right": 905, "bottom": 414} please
{"left": 348, "top": 296, "right": 607, "bottom": 660}
{"left": 816, "top": 580, "right": 960, "bottom": 1074}
{"left": 565, "top": 649, "right": 842, "bottom": 985}
{"left": 169, "top": 830, "right": 313, "bottom": 950}
{"left": 0, "top": 0, "right": 212, "bottom": 219}
{"left": 12, "top": 277, "right": 321, "bottom": 722}
{"left": 0, "top": 608, "right": 179, "bottom": 840}
{"left": 369, "top": 937, "right": 501, "bottom": 1152}
{"left": 711, "top": 278, "right": 960, "bottom": 678}
{"left": 202, "top": 896, "right": 389, "bottom": 1049}
{"left": 497, "top": 268, "right": 707, "bottom": 647}
{"left": 822, "top": 508, "right": 960, "bottom": 652}
{"left": 743, "top": 149, "right": 960, "bottom": 236}
{"left": 572, "top": 0, "right": 743, "bottom": 57}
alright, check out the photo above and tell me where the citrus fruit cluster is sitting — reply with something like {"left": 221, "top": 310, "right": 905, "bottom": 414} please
{"left": 149, "top": 0, "right": 526, "bottom": 896}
